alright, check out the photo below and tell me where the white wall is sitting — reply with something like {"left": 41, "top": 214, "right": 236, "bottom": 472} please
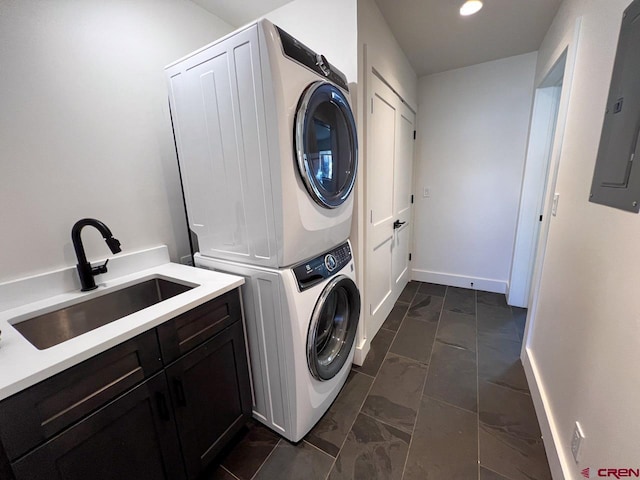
{"left": 412, "top": 53, "right": 537, "bottom": 293}
{"left": 525, "top": 0, "right": 640, "bottom": 476}
{"left": 264, "top": 0, "right": 358, "bottom": 82}
{"left": 0, "top": 0, "right": 233, "bottom": 283}
{"left": 357, "top": 0, "right": 418, "bottom": 109}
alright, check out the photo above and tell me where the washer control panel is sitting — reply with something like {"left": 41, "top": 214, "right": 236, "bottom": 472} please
{"left": 293, "top": 242, "right": 352, "bottom": 292}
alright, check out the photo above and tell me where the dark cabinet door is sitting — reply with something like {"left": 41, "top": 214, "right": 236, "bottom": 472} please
{"left": 0, "top": 330, "right": 162, "bottom": 461}
{"left": 11, "top": 373, "right": 185, "bottom": 480}
{"left": 166, "top": 321, "right": 251, "bottom": 479}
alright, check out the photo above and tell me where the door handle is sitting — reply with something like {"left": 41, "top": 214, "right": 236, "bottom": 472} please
{"left": 393, "top": 220, "right": 406, "bottom": 230}
{"left": 173, "top": 378, "right": 187, "bottom": 407}
{"left": 155, "top": 392, "right": 170, "bottom": 421}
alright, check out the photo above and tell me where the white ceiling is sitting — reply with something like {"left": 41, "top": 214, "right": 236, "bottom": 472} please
{"left": 192, "top": 0, "right": 293, "bottom": 27}
{"left": 193, "top": 0, "right": 561, "bottom": 77}
{"left": 375, "top": 0, "right": 561, "bottom": 76}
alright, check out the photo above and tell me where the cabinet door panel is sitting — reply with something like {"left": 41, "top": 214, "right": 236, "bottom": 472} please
{"left": 0, "top": 330, "right": 162, "bottom": 461}
{"left": 166, "top": 321, "right": 251, "bottom": 479}
{"left": 0, "top": 442, "right": 13, "bottom": 480}
{"left": 11, "top": 373, "right": 185, "bottom": 480}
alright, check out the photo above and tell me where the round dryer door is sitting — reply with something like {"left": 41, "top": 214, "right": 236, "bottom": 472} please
{"left": 307, "top": 275, "right": 360, "bottom": 381}
{"left": 295, "top": 81, "right": 358, "bottom": 209}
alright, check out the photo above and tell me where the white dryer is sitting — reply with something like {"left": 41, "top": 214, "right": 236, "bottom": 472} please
{"left": 166, "top": 19, "right": 358, "bottom": 268}
{"left": 195, "top": 241, "right": 360, "bottom": 442}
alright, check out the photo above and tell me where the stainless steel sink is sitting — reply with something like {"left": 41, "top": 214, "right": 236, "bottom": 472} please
{"left": 12, "top": 278, "right": 194, "bottom": 350}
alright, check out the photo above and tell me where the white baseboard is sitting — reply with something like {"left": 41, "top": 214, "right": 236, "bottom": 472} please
{"left": 353, "top": 336, "right": 370, "bottom": 366}
{"left": 411, "top": 268, "right": 507, "bottom": 294}
{"left": 521, "top": 347, "right": 568, "bottom": 479}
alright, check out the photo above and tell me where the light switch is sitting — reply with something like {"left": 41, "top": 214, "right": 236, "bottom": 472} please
{"left": 552, "top": 193, "right": 560, "bottom": 216}
{"left": 423, "top": 187, "right": 430, "bottom": 198}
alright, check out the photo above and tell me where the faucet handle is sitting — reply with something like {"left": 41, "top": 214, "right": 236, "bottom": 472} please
{"left": 91, "top": 259, "right": 109, "bottom": 276}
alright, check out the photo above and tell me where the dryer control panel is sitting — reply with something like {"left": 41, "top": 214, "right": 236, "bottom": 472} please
{"left": 276, "top": 26, "right": 349, "bottom": 92}
{"left": 293, "top": 242, "right": 352, "bottom": 292}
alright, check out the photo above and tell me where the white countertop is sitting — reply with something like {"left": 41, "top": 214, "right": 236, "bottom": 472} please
{"left": 0, "top": 261, "right": 243, "bottom": 401}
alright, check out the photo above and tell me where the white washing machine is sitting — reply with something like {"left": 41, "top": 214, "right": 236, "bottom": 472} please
{"left": 166, "top": 19, "right": 358, "bottom": 268}
{"left": 195, "top": 241, "right": 360, "bottom": 442}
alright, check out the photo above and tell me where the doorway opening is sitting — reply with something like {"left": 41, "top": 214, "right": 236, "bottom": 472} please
{"left": 508, "top": 52, "right": 567, "bottom": 309}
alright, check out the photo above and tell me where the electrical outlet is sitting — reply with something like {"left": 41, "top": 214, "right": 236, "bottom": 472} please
{"left": 571, "top": 422, "right": 585, "bottom": 463}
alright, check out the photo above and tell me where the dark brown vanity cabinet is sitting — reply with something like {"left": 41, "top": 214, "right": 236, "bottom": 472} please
{"left": 11, "top": 372, "right": 185, "bottom": 480}
{"left": 0, "top": 289, "right": 251, "bottom": 480}
{"left": 167, "top": 320, "right": 251, "bottom": 478}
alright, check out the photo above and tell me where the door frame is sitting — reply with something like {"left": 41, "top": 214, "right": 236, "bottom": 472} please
{"left": 507, "top": 58, "right": 565, "bottom": 309}
{"left": 523, "top": 41, "right": 577, "bottom": 349}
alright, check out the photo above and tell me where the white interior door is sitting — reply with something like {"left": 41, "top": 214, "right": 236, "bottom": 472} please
{"left": 365, "top": 72, "right": 415, "bottom": 337}
{"left": 393, "top": 103, "right": 415, "bottom": 293}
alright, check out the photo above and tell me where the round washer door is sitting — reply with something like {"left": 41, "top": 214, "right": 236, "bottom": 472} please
{"left": 295, "top": 81, "right": 358, "bottom": 209}
{"left": 307, "top": 275, "right": 360, "bottom": 381}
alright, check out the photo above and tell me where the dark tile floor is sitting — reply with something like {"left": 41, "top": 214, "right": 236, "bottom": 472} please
{"left": 205, "top": 282, "right": 551, "bottom": 480}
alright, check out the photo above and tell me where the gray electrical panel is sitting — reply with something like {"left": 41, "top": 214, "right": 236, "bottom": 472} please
{"left": 590, "top": 0, "right": 640, "bottom": 213}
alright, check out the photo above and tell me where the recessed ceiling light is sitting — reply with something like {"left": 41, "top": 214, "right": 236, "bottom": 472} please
{"left": 460, "top": 0, "right": 483, "bottom": 16}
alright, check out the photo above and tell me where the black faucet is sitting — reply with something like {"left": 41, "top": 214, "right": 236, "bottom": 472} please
{"left": 72, "top": 218, "right": 122, "bottom": 291}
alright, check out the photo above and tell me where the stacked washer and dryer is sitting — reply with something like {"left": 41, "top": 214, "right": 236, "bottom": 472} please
{"left": 165, "top": 19, "right": 360, "bottom": 442}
